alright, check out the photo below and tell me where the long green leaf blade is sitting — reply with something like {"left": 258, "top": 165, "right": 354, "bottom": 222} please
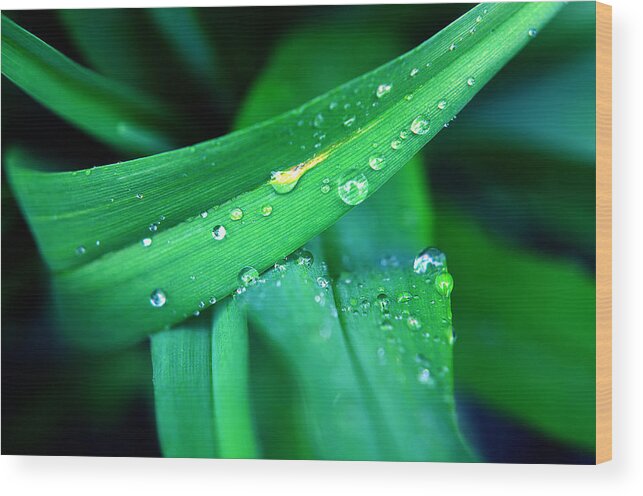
{"left": 7, "top": 3, "right": 565, "bottom": 349}
{"left": 1, "top": 15, "right": 175, "bottom": 155}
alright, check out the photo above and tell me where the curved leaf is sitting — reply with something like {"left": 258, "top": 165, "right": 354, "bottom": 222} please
{"left": 6, "top": 3, "right": 565, "bottom": 349}
{"left": 1, "top": 15, "right": 176, "bottom": 155}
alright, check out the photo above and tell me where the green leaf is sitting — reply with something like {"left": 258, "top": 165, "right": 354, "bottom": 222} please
{"left": 6, "top": 3, "right": 565, "bottom": 350}
{"left": 151, "top": 324, "right": 217, "bottom": 458}
{"left": 1, "top": 15, "right": 176, "bottom": 155}
{"left": 435, "top": 207, "right": 595, "bottom": 449}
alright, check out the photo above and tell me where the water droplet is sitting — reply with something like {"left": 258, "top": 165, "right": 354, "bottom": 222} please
{"left": 437, "top": 100, "right": 447, "bottom": 110}
{"left": 409, "top": 67, "right": 420, "bottom": 77}
{"left": 413, "top": 247, "right": 447, "bottom": 275}
{"left": 435, "top": 271, "right": 454, "bottom": 297}
{"left": 295, "top": 249, "right": 314, "bottom": 267}
{"left": 200, "top": 211, "right": 208, "bottom": 219}
{"left": 391, "top": 139, "right": 402, "bottom": 150}
{"left": 410, "top": 115, "right": 431, "bottom": 135}
{"left": 316, "top": 276, "right": 329, "bottom": 288}
{"left": 449, "top": 42, "right": 457, "bottom": 51}
{"left": 375, "top": 83, "right": 392, "bottom": 98}
{"left": 397, "top": 291, "right": 413, "bottom": 303}
{"left": 528, "top": 27, "right": 538, "bottom": 38}
{"left": 404, "top": 94, "right": 414, "bottom": 101}
{"left": 136, "top": 193, "right": 144, "bottom": 199}
{"left": 209, "top": 296, "right": 217, "bottom": 305}
{"left": 467, "top": 77, "right": 476, "bottom": 87}
{"left": 312, "top": 113, "right": 325, "bottom": 128}
{"left": 329, "top": 101, "right": 338, "bottom": 110}
{"left": 142, "top": 238, "right": 153, "bottom": 247}
{"left": 150, "top": 289, "right": 167, "bottom": 308}
{"left": 399, "top": 130, "right": 410, "bottom": 140}
{"left": 149, "top": 223, "right": 158, "bottom": 232}
{"left": 343, "top": 115, "right": 356, "bottom": 127}
{"left": 75, "top": 246, "right": 86, "bottom": 255}
{"left": 417, "top": 368, "right": 432, "bottom": 385}
{"left": 238, "top": 266, "right": 259, "bottom": 287}
{"left": 377, "top": 293, "right": 390, "bottom": 312}
{"left": 368, "top": 156, "right": 384, "bottom": 171}
{"left": 379, "top": 319, "right": 394, "bottom": 332}
{"left": 261, "top": 205, "right": 273, "bottom": 217}
{"left": 406, "top": 315, "right": 423, "bottom": 331}
{"left": 230, "top": 208, "right": 243, "bottom": 221}
{"left": 449, "top": 326, "right": 457, "bottom": 345}
{"left": 337, "top": 169, "right": 369, "bottom": 205}
{"left": 198, "top": 301, "right": 206, "bottom": 309}
{"left": 321, "top": 183, "right": 331, "bottom": 194}
{"left": 212, "top": 225, "right": 227, "bottom": 240}
{"left": 476, "top": 15, "right": 483, "bottom": 23}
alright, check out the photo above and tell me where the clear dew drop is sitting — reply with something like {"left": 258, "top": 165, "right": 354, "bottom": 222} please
{"left": 295, "top": 249, "right": 314, "bottom": 267}
{"left": 409, "top": 67, "right": 420, "bottom": 77}
{"left": 142, "top": 237, "right": 153, "bottom": 247}
{"left": 391, "top": 139, "right": 402, "bottom": 150}
{"left": 261, "top": 205, "right": 273, "bottom": 217}
{"left": 230, "top": 208, "right": 243, "bottom": 221}
{"left": 449, "top": 42, "right": 457, "bottom": 51}
{"left": 467, "top": 76, "right": 476, "bottom": 87}
{"left": 198, "top": 301, "right": 206, "bottom": 309}
{"left": 404, "top": 93, "right": 414, "bottom": 102}
{"left": 209, "top": 296, "right": 217, "bottom": 305}
{"left": 150, "top": 289, "right": 167, "bottom": 308}
{"left": 337, "top": 169, "right": 369, "bottom": 205}
{"left": 397, "top": 291, "right": 413, "bottom": 304}
{"left": 417, "top": 368, "right": 432, "bottom": 385}
{"left": 75, "top": 245, "right": 86, "bottom": 255}
{"left": 212, "top": 225, "right": 227, "bottom": 240}
{"left": 343, "top": 115, "right": 356, "bottom": 127}
{"left": 149, "top": 223, "right": 158, "bottom": 232}
{"left": 406, "top": 315, "right": 423, "bottom": 331}
{"left": 476, "top": 15, "right": 483, "bottom": 23}
{"left": 375, "top": 83, "right": 392, "bottom": 98}
{"left": 413, "top": 247, "right": 447, "bottom": 275}
{"left": 200, "top": 211, "right": 208, "bottom": 219}
{"left": 437, "top": 100, "right": 447, "bottom": 110}
{"left": 435, "top": 271, "right": 454, "bottom": 298}
{"left": 316, "top": 276, "right": 329, "bottom": 288}
{"left": 135, "top": 193, "right": 143, "bottom": 199}
{"left": 312, "top": 113, "right": 325, "bottom": 128}
{"left": 410, "top": 115, "right": 431, "bottom": 135}
{"left": 321, "top": 183, "right": 331, "bottom": 194}
{"left": 368, "top": 156, "right": 384, "bottom": 171}
{"left": 528, "top": 27, "right": 538, "bottom": 38}
{"left": 238, "top": 266, "right": 259, "bottom": 287}
{"left": 399, "top": 130, "right": 409, "bottom": 140}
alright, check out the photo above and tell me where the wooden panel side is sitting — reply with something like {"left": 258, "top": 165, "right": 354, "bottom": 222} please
{"left": 595, "top": 1, "right": 612, "bottom": 465}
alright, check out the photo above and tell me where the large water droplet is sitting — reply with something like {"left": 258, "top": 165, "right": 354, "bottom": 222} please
{"left": 150, "top": 289, "right": 167, "bottom": 308}
{"left": 212, "top": 225, "right": 227, "bottom": 240}
{"left": 435, "top": 271, "right": 454, "bottom": 297}
{"left": 337, "top": 169, "right": 369, "bottom": 205}
{"left": 413, "top": 247, "right": 447, "bottom": 275}
{"left": 238, "top": 266, "right": 259, "bottom": 287}
{"left": 410, "top": 115, "right": 431, "bottom": 135}
{"left": 375, "top": 83, "right": 392, "bottom": 98}
{"left": 295, "top": 249, "right": 314, "bottom": 267}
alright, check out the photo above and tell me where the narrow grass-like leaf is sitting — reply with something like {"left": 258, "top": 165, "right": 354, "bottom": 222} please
{"left": 6, "top": 3, "right": 564, "bottom": 349}
{"left": 211, "top": 300, "right": 259, "bottom": 458}
{"left": 1, "top": 15, "right": 176, "bottom": 155}
{"left": 151, "top": 325, "right": 216, "bottom": 458}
